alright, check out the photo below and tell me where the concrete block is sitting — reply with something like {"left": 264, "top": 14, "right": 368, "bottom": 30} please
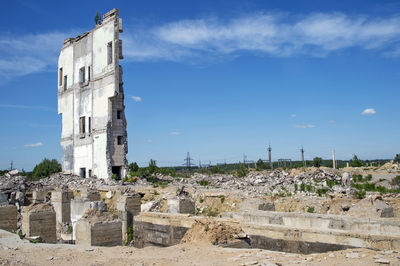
{"left": 21, "top": 204, "right": 56, "bottom": 243}
{"left": 0, "top": 205, "right": 17, "bottom": 231}
{"left": 0, "top": 193, "right": 8, "bottom": 206}
{"left": 51, "top": 189, "right": 74, "bottom": 227}
{"left": 76, "top": 218, "right": 122, "bottom": 246}
{"left": 167, "top": 197, "right": 195, "bottom": 214}
{"left": 117, "top": 193, "right": 141, "bottom": 241}
{"left": 32, "top": 190, "right": 47, "bottom": 204}
{"left": 80, "top": 188, "right": 100, "bottom": 201}
{"left": 70, "top": 198, "right": 92, "bottom": 240}
{"left": 258, "top": 202, "right": 275, "bottom": 211}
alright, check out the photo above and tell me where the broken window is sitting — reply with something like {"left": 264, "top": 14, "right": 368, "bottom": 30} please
{"left": 117, "top": 136, "right": 123, "bottom": 145}
{"left": 79, "top": 116, "right": 85, "bottom": 135}
{"left": 63, "top": 75, "right": 67, "bottom": 90}
{"left": 88, "top": 117, "right": 91, "bottom": 133}
{"left": 59, "top": 68, "right": 63, "bottom": 86}
{"left": 107, "top": 42, "right": 112, "bottom": 65}
{"left": 79, "top": 67, "right": 85, "bottom": 83}
{"left": 80, "top": 168, "right": 86, "bottom": 178}
{"left": 119, "top": 40, "right": 123, "bottom": 59}
{"left": 117, "top": 110, "right": 121, "bottom": 119}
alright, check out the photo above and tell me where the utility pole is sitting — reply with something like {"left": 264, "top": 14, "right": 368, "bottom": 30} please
{"left": 332, "top": 149, "right": 336, "bottom": 169}
{"left": 243, "top": 154, "right": 247, "bottom": 165}
{"left": 10, "top": 160, "right": 13, "bottom": 171}
{"left": 300, "top": 146, "right": 305, "bottom": 167}
{"left": 183, "top": 152, "right": 194, "bottom": 171}
{"left": 268, "top": 144, "right": 272, "bottom": 169}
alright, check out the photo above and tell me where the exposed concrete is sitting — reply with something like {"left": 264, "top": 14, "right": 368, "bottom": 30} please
{"left": 117, "top": 193, "right": 141, "bottom": 241}
{"left": 0, "top": 205, "right": 17, "bottom": 232}
{"left": 80, "top": 188, "right": 100, "bottom": 201}
{"left": 32, "top": 190, "right": 47, "bottom": 204}
{"left": 75, "top": 217, "right": 122, "bottom": 246}
{"left": 134, "top": 212, "right": 400, "bottom": 252}
{"left": 167, "top": 197, "right": 195, "bottom": 214}
{"left": 58, "top": 8, "right": 128, "bottom": 179}
{"left": 70, "top": 198, "right": 92, "bottom": 240}
{"left": 51, "top": 189, "right": 74, "bottom": 227}
{"left": 21, "top": 204, "right": 56, "bottom": 243}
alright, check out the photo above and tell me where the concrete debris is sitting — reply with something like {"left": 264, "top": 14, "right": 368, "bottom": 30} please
{"left": 349, "top": 195, "right": 394, "bottom": 218}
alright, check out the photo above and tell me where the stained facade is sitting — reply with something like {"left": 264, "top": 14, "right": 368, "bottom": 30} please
{"left": 58, "top": 9, "right": 128, "bottom": 179}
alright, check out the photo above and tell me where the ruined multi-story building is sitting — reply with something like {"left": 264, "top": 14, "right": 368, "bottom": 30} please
{"left": 58, "top": 9, "right": 128, "bottom": 179}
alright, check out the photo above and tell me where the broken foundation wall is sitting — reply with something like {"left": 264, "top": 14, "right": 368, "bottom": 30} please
{"left": 21, "top": 204, "right": 56, "bottom": 243}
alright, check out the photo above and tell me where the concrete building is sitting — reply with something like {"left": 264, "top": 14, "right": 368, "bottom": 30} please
{"left": 58, "top": 9, "right": 128, "bottom": 179}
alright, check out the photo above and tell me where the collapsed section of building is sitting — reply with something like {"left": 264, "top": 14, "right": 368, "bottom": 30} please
{"left": 58, "top": 9, "right": 128, "bottom": 179}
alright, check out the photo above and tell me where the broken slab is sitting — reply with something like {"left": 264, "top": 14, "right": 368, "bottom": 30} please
{"left": 0, "top": 205, "right": 17, "bottom": 231}
{"left": 21, "top": 203, "right": 56, "bottom": 243}
{"left": 32, "top": 189, "right": 47, "bottom": 204}
{"left": 75, "top": 209, "right": 122, "bottom": 246}
{"left": 80, "top": 188, "right": 100, "bottom": 201}
{"left": 51, "top": 189, "right": 74, "bottom": 227}
{"left": 258, "top": 202, "right": 275, "bottom": 211}
{"left": 167, "top": 197, "right": 195, "bottom": 214}
{"left": 349, "top": 196, "right": 394, "bottom": 218}
{"left": 117, "top": 193, "right": 141, "bottom": 242}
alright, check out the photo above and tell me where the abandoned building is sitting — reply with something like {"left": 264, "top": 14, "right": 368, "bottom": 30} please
{"left": 57, "top": 9, "right": 128, "bottom": 179}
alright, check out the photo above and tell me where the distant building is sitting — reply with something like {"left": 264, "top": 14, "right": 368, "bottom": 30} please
{"left": 58, "top": 9, "right": 128, "bottom": 179}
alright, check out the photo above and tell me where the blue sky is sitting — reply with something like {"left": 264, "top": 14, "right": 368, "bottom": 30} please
{"left": 1, "top": 0, "right": 400, "bottom": 170}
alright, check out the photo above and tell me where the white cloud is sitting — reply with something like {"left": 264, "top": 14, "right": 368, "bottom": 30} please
{"left": 131, "top": 96, "right": 142, "bottom": 102}
{"left": 24, "top": 142, "right": 44, "bottom": 147}
{"left": 291, "top": 114, "right": 296, "bottom": 118}
{"left": 0, "top": 31, "right": 78, "bottom": 78}
{"left": 147, "top": 138, "right": 152, "bottom": 143}
{"left": 362, "top": 108, "right": 376, "bottom": 115}
{"left": 170, "top": 131, "right": 181, "bottom": 135}
{"left": 329, "top": 119, "right": 335, "bottom": 123}
{"left": 123, "top": 12, "right": 400, "bottom": 62}
{"left": 294, "top": 124, "right": 316, "bottom": 128}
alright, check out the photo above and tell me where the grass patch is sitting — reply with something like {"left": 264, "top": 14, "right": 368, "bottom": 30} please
{"left": 307, "top": 207, "right": 315, "bottom": 213}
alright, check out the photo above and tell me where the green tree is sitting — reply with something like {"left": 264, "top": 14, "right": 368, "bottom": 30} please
{"left": 148, "top": 159, "right": 158, "bottom": 174}
{"left": 313, "top": 157, "right": 323, "bottom": 167}
{"left": 31, "top": 158, "right": 61, "bottom": 180}
{"left": 129, "top": 162, "right": 139, "bottom": 173}
{"left": 350, "top": 155, "right": 363, "bottom": 167}
{"left": 94, "top": 11, "right": 102, "bottom": 25}
{"left": 256, "top": 159, "right": 267, "bottom": 170}
{"left": 394, "top": 154, "right": 400, "bottom": 163}
{"left": 237, "top": 163, "right": 249, "bottom": 178}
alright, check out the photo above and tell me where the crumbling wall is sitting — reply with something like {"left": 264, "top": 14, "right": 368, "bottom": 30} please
{"left": 0, "top": 205, "right": 17, "bottom": 232}
{"left": 21, "top": 204, "right": 56, "bottom": 243}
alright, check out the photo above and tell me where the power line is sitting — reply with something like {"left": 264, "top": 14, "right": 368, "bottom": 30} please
{"left": 183, "top": 152, "right": 195, "bottom": 171}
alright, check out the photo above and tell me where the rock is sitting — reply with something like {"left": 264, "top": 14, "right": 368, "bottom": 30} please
{"left": 346, "top": 252, "right": 359, "bottom": 259}
{"left": 341, "top": 172, "right": 351, "bottom": 188}
{"left": 8, "top": 170, "right": 19, "bottom": 176}
{"left": 89, "top": 201, "right": 107, "bottom": 212}
{"left": 105, "top": 191, "right": 113, "bottom": 199}
{"left": 375, "top": 258, "right": 390, "bottom": 264}
{"left": 328, "top": 253, "right": 335, "bottom": 258}
{"left": 258, "top": 202, "right": 275, "bottom": 211}
{"left": 0, "top": 193, "right": 8, "bottom": 206}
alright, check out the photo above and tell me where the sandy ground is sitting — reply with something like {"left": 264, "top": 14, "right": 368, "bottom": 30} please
{"left": 1, "top": 230, "right": 399, "bottom": 266}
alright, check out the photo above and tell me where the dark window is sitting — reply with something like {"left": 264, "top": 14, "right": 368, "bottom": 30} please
{"left": 112, "top": 166, "right": 121, "bottom": 179}
{"left": 79, "top": 116, "right": 85, "bottom": 134}
{"left": 117, "top": 136, "right": 123, "bottom": 145}
{"left": 88, "top": 117, "right": 91, "bottom": 133}
{"left": 80, "top": 168, "right": 86, "bottom": 178}
{"left": 79, "top": 67, "right": 85, "bottom": 83}
{"left": 63, "top": 75, "right": 67, "bottom": 90}
{"left": 59, "top": 68, "right": 63, "bottom": 86}
{"left": 119, "top": 39, "right": 123, "bottom": 59}
{"left": 107, "top": 42, "right": 112, "bottom": 65}
{"left": 88, "top": 169, "right": 92, "bottom": 177}
{"left": 117, "top": 110, "right": 121, "bottom": 119}
{"left": 88, "top": 66, "right": 91, "bottom": 81}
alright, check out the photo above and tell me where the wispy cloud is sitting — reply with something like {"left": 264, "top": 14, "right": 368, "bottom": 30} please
{"left": 0, "top": 104, "right": 54, "bottom": 111}
{"left": 123, "top": 12, "right": 400, "bottom": 62}
{"left": 0, "top": 30, "right": 78, "bottom": 78}
{"left": 147, "top": 138, "right": 152, "bottom": 143}
{"left": 131, "top": 96, "right": 142, "bottom": 102}
{"left": 362, "top": 108, "right": 376, "bottom": 115}
{"left": 294, "top": 124, "right": 316, "bottom": 129}
{"left": 291, "top": 114, "right": 297, "bottom": 118}
{"left": 24, "top": 142, "right": 44, "bottom": 147}
{"left": 329, "top": 120, "right": 335, "bottom": 123}
{"left": 170, "top": 131, "right": 181, "bottom": 135}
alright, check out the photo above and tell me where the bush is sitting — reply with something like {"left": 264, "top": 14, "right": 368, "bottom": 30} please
{"left": 354, "top": 190, "right": 366, "bottom": 199}
{"left": 256, "top": 159, "right": 267, "bottom": 170}
{"left": 198, "top": 180, "right": 209, "bottom": 186}
{"left": 313, "top": 157, "right": 323, "bottom": 167}
{"left": 316, "top": 188, "right": 329, "bottom": 196}
{"left": 31, "top": 158, "right": 61, "bottom": 180}
{"left": 394, "top": 154, "right": 400, "bottom": 163}
{"left": 129, "top": 162, "right": 139, "bottom": 173}
{"left": 300, "top": 183, "right": 306, "bottom": 192}
{"left": 236, "top": 163, "right": 249, "bottom": 178}
{"left": 350, "top": 155, "right": 363, "bottom": 167}
{"left": 307, "top": 207, "right": 315, "bottom": 213}
{"left": 391, "top": 176, "right": 400, "bottom": 189}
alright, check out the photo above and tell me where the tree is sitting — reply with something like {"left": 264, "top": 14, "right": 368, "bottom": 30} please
{"left": 94, "top": 11, "right": 102, "bottom": 25}
{"left": 394, "top": 154, "right": 400, "bottom": 163}
{"left": 148, "top": 159, "right": 158, "bottom": 174}
{"left": 129, "top": 162, "right": 139, "bottom": 173}
{"left": 350, "top": 155, "right": 363, "bottom": 167}
{"left": 313, "top": 157, "right": 323, "bottom": 167}
{"left": 256, "top": 159, "right": 266, "bottom": 170}
{"left": 31, "top": 158, "right": 61, "bottom": 180}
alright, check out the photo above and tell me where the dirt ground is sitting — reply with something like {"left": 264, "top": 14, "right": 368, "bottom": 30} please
{"left": 1, "top": 230, "right": 399, "bottom": 266}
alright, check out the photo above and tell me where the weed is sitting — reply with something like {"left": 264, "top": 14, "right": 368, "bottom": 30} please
{"left": 198, "top": 180, "right": 209, "bottom": 186}
{"left": 316, "top": 188, "right": 329, "bottom": 196}
{"left": 307, "top": 207, "right": 315, "bottom": 213}
{"left": 219, "top": 195, "right": 225, "bottom": 203}
{"left": 67, "top": 226, "right": 73, "bottom": 234}
{"left": 354, "top": 190, "right": 366, "bottom": 199}
{"left": 199, "top": 197, "right": 204, "bottom": 203}
{"left": 300, "top": 183, "right": 305, "bottom": 192}
{"left": 204, "top": 224, "right": 209, "bottom": 232}
{"left": 294, "top": 184, "right": 298, "bottom": 191}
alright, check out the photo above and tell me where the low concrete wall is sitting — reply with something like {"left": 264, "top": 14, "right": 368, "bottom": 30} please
{"left": 134, "top": 212, "right": 400, "bottom": 252}
{"left": 0, "top": 205, "right": 17, "bottom": 232}
{"left": 76, "top": 219, "right": 122, "bottom": 246}
{"left": 222, "top": 210, "right": 400, "bottom": 236}
{"left": 70, "top": 198, "right": 91, "bottom": 240}
{"left": 21, "top": 206, "right": 56, "bottom": 243}
{"left": 51, "top": 189, "right": 74, "bottom": 227}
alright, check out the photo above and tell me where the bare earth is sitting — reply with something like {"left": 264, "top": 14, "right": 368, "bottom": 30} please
{"left": 1, "top": 230, "right": 399, "bottom": 266}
